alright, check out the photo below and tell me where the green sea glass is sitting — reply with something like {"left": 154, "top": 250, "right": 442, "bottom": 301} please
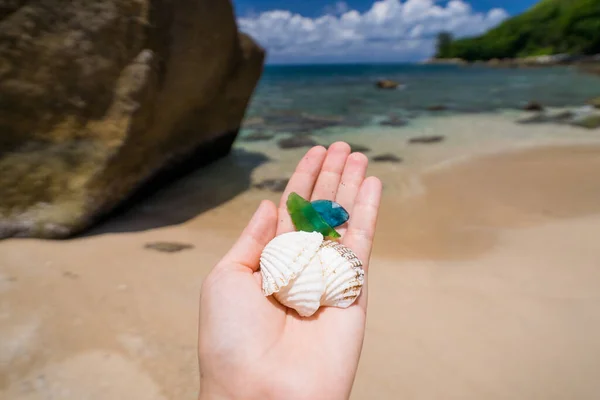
{"left": 287, "top": 192, "right": 341, "bottom": 238}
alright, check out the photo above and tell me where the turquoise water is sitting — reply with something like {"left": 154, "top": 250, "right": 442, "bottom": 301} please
{"left": 245, "top": 64, "right": 600, "bottom": 131}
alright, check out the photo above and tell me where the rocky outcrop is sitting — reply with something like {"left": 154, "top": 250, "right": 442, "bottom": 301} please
{"left": 0, "top": 0, "right": 265, "bottom": 238}
{"left": 523, "top": 101, "right": 544, "bottom": 112}
{"left": 589, "top": 97, "right": 600, "bottom": 109}
{"left": 376, "top": 79, "right": 400, "bottom": 89}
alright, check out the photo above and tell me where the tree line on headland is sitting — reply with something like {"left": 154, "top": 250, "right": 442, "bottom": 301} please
{"left": 434, "top": 0, "right": 600, "bottom": 62}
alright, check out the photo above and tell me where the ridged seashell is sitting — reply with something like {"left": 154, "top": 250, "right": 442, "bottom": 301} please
{"left": 319, "top": 241, "right": 364, "bottom": 308}
{"left": 260, "top": 231, "right": 323, "bottom": 296}
{"left": 259, "top": 232, "right": 364, "bottom": 317}
{"left": 274, "top": 255, "right": 325, "bottom": 317}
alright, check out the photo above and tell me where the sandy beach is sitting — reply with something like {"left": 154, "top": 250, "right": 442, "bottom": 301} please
{"left": 2, "top": 114, "right": 600, "bottom": 399}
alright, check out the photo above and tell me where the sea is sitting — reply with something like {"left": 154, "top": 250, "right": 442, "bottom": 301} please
{"left": 241, "top": 63, "right": 600, "bottom": 136}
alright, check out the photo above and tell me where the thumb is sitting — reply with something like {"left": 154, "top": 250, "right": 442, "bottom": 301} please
{"left": 217, "top": 200, "right": 278, "bottom": 272}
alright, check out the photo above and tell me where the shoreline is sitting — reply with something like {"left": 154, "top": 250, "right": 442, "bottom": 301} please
{"left": 2, "top": 114, "right": 600, "bottom": 399}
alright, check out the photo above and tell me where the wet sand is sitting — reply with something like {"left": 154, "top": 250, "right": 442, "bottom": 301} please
{"left": 1, "top": 115, "right": 600, "bottom": 399}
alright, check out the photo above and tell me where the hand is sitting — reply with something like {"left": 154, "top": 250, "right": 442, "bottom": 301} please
{"left": 198, "top": 143, "right": 382, "bottom": 400}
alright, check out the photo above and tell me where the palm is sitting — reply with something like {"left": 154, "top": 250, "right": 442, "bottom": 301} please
{"left": 199, "top": 143, "right": 382, "bottom": 400}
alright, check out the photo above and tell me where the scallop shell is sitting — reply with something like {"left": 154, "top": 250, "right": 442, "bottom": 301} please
{"left": 319, "top": 241, "right": 364, "bottom": 309}
{"left": 259, "top": 233, "right": 364, "bottom": 317}
{"left": 274, "top": 254, "right": 325, "bottom": 317}
{"left": 259, "top": 231, "right": 323, "bottom": 296}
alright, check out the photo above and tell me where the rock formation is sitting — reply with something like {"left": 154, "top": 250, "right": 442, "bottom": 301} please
{"left": 0, "top": 0, "right": 265, "bottom": 238}
{"left": 376, "top": 79, "right": 400, "bottom": 89}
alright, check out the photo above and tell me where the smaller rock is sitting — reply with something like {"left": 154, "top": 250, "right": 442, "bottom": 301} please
{"left": 241, "top": 131, "right": 274, "bottom": 142}
{"left": 347, "top": 143, "right": 371, "bottom": 153}
{"left": 588, "top": 97, "right": 600, "bottom": 109}
{"left": 145, "top": 242, "right": 194, "bottom": 253}
{"left": 372, "top": 153, "right": 402, "bottom": 163}
{"left": 518, "top": 113, "right": 549, "bottom": 124}
{"left": 376, "top": 79, "right": 401, "bottom": 89}
{"left": 518, "top": 111, "right": 575, "bottom": 125}
{"left": 277, "top": 136, "right": 318, "bottom": 149}
{"left": 572, "top": 115, "right": 600, "bottom": 129}
{"left": 253, "top": 178, "right": 289, "bottom": 192}
{"left": 408, "top": 135, "right": 445, "bottom": 144}
{"left": 62, "top": 271, "right": 79, "bottom": 279}
{"left": 243, "top": 116, "right": 266, "bottom": 128}
{"left": 426, "top": 105, "right": 447, "bottom": 111}
{"left": 327, "top": 143, "right": 371, "bottom": 153}
{"left": 523, "top": 101, "right": 544, "bottom": 111}
{"left": 552, "top": 110, "right": 576, "bottom": 121}
{"left": 380, "top": 116, "right": 408, "bottom": 127}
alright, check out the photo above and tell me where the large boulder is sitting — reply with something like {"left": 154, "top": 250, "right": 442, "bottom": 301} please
{"left": 0, "top": 0, "right": 265, "bottom": 238}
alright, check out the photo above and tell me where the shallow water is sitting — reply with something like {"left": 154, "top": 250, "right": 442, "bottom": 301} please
{"left": 245, "top": 64, "right": 600, "bottom": 130}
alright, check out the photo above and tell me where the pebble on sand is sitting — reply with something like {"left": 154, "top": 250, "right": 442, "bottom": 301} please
{"left": 253, "top": 178, "right": 289, "bottom": 192}
{"left": 277, "top": 136, "right": 319, "bottom": 149}
{"left": 241, "top": 131, "right": 274, "bottom": 142}
{"left": 408, "top": 135, "right": 445, "bottom": 144}
{"left": 145, "top": 242, "right": 194, "bottom": 253}
{"left": 372, "top": 153, "right": 403, "bottom": 163}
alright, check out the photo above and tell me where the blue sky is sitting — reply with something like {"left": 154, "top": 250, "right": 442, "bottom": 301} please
{"left": 233, "top": 0, "right": 539, "bottom": 64}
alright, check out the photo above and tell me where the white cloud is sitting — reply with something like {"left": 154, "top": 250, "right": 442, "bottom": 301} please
{"left": 238, "top": 0, "right": 509, "bottom": 63}
{"left": 324, "top": 1, "right": 350, "bottom": 15}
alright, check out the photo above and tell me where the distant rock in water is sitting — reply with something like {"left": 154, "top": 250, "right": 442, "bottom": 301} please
{"left": 380, "top": 116, "right": 408, "bottom": 127}
{"left": 262, "top": 111, "right": 345, "bottom": 134}
{"left": 409, "top": 135, "right": 445, "bottom": 144}
{"left": 376, "top": 79, "right": 401, "bottom": 89}
{"left": 278, "top": 136, "right": 319, "bottom": 149}
{"left": 426, "top": 105, "right": 448, "bottom": 111}
{"left": 253, "top": 178, "right": 289, "bottom": 192}
{"left": 588, "top": 97, "right": 600, "bottom": 109}
{"left": 516, "top": 107, "right": 600, "bottom": 129}
{"left": 0, "top": 0, "right": 265, "bottom": 239}
{"left": 422, "top": 58, "right": 467, "bottom": 66}
{"left": 523, "top": 101, "right": 544, "bottom": 111}
{"left": 145, "top": 242, "right": 194, "bottom": 253}
{"left": 243, "top": 116, "right": 266, "bottom": 129}
{"left": 518, "top": 111, "right": 575, "bottom": 125}
{"left": 551, "top": 110, "right": 577, "bottom": 122}
{"left": 572, "top": 115, "right": 600, "bottom": 129}
{"left": 241, "top": 131, "right": 274, "bottom": 142}
{"left": 372, "top": 154, "right": 403, "bottom": 163}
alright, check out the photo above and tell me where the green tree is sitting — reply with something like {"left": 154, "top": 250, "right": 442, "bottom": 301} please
{"left": 436, "top": 0, "right": 600, "bottom": 61}
{"left": 435, "top": 31, "right": 454, "bottom": 58}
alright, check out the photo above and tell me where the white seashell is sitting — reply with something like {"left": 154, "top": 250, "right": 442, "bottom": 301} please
{"left": 274, "top": 255, "right": 325, "bottom": 317}
{"left": 260, "top": 231, "right": 323, "bottom": 296}
{"left": 319, "top": 241, "right": 364, "bottom": 309}
{"left": 260, "top": 232, "right": 365, "bottom": 317}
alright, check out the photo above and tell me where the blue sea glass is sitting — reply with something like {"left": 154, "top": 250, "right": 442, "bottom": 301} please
{"left": 311, "top": 200, "right": 350, "bottom": 228}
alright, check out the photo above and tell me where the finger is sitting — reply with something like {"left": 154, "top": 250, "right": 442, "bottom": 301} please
{"left": 335, "top": 152, "right": 368, "bottom": 234}
{"left": 218, "top": 200, "right": 278, "bottom": 272}
{"left": 277, "top": 146, "right": 327, "bottom": 235}
{"left": 310, "top": 142, "right": 351, "bottom": 201}
{"left": 342, "top": 177, "right": 382, "bottom": 272}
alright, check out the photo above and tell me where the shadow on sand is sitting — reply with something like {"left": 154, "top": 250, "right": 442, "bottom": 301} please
{"left": 84, "top": 148, "right": 270, "bottom": 236}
